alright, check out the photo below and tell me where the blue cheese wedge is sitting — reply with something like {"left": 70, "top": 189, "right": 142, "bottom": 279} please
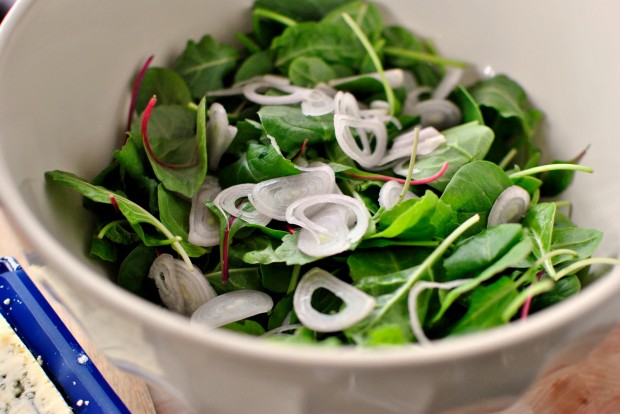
{"left": 0, "top": 315, "right": 72, "bottom": 413}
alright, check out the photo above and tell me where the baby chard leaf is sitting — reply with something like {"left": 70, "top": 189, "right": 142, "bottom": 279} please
{"left": 143, "top": 98, "right": 208, "bottom": 198}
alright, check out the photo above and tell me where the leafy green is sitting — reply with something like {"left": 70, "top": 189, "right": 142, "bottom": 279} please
{"left": 173, "top": 35, "right": 239, "bottom": 99}
{"left": 118, "top": 244, "right": 157, "bottom": 295}
{"left": 288, "top": 56, "right": 337, "bottom": 87}
{"left": 135, "top": 68, "right": 192, "bottom": 114}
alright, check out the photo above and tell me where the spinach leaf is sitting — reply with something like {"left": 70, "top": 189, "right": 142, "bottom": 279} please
{"left": 433, "top": 237, "right": 532, "bottom": 323}
{"left": 551, "top": 227, "right": 603, "bottom": 266}
{"left": 173, "top": 35, "right": 239, "bottom": 99}
{"left": 449, "top": 276, "right": 519, "bottom": 335}
{"left": 157, "top": 185, "right": 208, "bottom": 257}
{"left": 451, "top": 86, "right": 484, "bottom": 124}
{"left": 206, "top": 267, "right": 263, "bottom": 294}
{"left": 371, "top": 190, "right": 440, "bottom": 240}
{"left": 144, "top": 99, "right": 208, "bottom": 198}
{"left": 322, "top": 1, "right": 384, "bottom": 43}
{"left": 531, "top": 275, "right": 581, "bottom": 312}
{"left": 222, "top": 320, "right": 266, "bottom": 336}
{"left": 118, "top": 244, "right": 157, "bottom": 295}
{"left": 89, "top": 235, "right": 117, "bottom": 262}
{"left": 469, "top": 74, "right": 540, "bottom": 138}
{"left": 347, "top": 247, "right": 431, "bottom": 283}
{"left": 135, "top": 67, "right": 192, "bottom": 114}
{"left": 288, "top": 56, "right": 337, "bottom": 87}
{"left": 440, "top": 160, "right": 513, "bottom": 232}
{"left": 412, "top": 122, "right": 494, "bottom": 191}
{"left": 98, "top": 220, "right": 141, "bottom": 245}
{"left": 230, "top": 234, "right": 281, "bottom": 265}
{"left": 218, "top": 141, "right": 300, "bottom": 188}
{"left": 382, "top": 25, "right": 440, "bottom": 87}
{"left": 443, "top": 224, "right": 523, "bottom": 280}
{"left": 523, "top": 202, "right": 556, "bottom": 268}
{"left": 258, "top": 105, "right": 335, "bottom": 152}
{"left": 268, "top": 294, "right": 294, "bottom": 330}
{"left": 253, "top": 0, "right": 352, "bottom": 21}
{"left": 235, "top": 50, "right": 275, "bottom": 84}
{"left": 272, "top": 22, "right": 365, "bottom": 72}
{"left": 273, "top": 233, "right": 320, "bottom": 265}
{"left": 260, "top": 263, "right": 296, "bottom": 293}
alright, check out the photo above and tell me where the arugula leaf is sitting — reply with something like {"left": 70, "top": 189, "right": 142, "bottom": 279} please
{"left": 258, "top": 105, "right": 335, "bottom": 152}
{"left": 440, "top": 160, "right": 513, "bottom": 232}
{"left": 411, "top": 122, "right": 494, "bottom": 191}
{"left": 45, "top": 170, "right": 193, "bottom": 267}
{"left": 173, "top": 35, "right": 239, "bottom": 99}
{"left": 218, "top": 141, "right": 300, "bottom": 188}
{"left": 144, "top": 99, "right": 208, "bottom": 198}
{"left": 135, "top": 67, "right": 192, "bottom": 114}
{"left": 272, "top": 22, "right": 365, "bottom": 72}
{"left": 448, "top": 276, "right": 519, "bottom": 335}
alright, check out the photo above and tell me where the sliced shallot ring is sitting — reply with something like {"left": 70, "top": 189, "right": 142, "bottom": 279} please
{"left": 328, "top": 68, "right": 405, "bottom": 89}
{"left": 262, "top": 324, "right": 303, "bottom": 337}
{"left": 432, "top": 67, "right": 464, "bottom": 101}
{"left": 242, "top": 80, "right": 311, "bottom": 106}
{"left": 207, "top": 103, "right": 237, "bottom": 171}
{"left": 334, "top": 114, "right": 387, "bottom": 168}
{"left": 487, "top": 185, "right": 531, "bottom": 227}
{"left": 191, "top": 290, "right": 274, "bottom": 329}
{"left": 408, "top": 279, "right": 469, "bottom": 346}
{"left": 301, "top": 89, "right": 335, "bottom": 116}
{"left": 148, "top": 254, "right": 217, "bottom": 316}
{"left": 188, "top": 176, "right": 222, "bottom": 247}
{"left": 249, "top": 166, "right": 335, "bottom": 221}
{"left": 378, "top": 180, "right": 418, "bottom": 210}
{"left": 286, "top": 194, "right": 369, "bottom": 257}
{"left": 213, "top": 183, "right": 271, "bottom": 226}
{"left": 296, "top": 205, "right": 351, "bottom": 257}
{"left": 380, "top": 127, "right": 446, "bottom": 167}
{"left": 412, "top": 99, "right": 462, "bottom": 130}
{"left": 293, "top": 268, "right": 376, "bottom": 332}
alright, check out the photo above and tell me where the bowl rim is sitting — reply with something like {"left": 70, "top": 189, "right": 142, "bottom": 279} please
{"left": 1, "top": 0, "right": 619, "bottom": 370}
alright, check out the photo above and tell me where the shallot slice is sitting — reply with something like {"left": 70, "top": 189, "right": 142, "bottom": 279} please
{"left": 431, "top": 67, "right": 464, "bottom": 101}
{"left": 380, "top": 127, "right": 446, "bottom": 166}
{"left": 301, "top": 89, "right": 335, "bottom": 116}
{"left": 286, "top": 194, "right": 369, "bottom": 257}
{"left": 207, "top": 103, "right": 237, "bottom": 171}
{"left": 213, "top": 183, "right": 271, "bottom": 226}
{"left": 242, "top": 77, "right": 311, "bottom": 106}
{"left": 293, "top": 268, "right": 375, "bottom": 332}
{"left": 378, "top": 181, "right": 418, "bottom": 210}
{"left": 334, "top": 114, "right": 388, "bottom": 168}
{"left": 188, "top": 176, "right": 222, "bottom": 247}
{"left": 328, "top": 68, "right": 405, "bottom": 89}
{"left": 249, "top": 165, "right": 335, "bottom": 221}
{"left": 408, "top": 279, "right": 469, "bottom": 346}
{"left": 148, "top": 254, "right": 216, "bottom": 316}
{"left": 411, "top": 99, "right": 462, "bottom": 130}
{"left": 191, "top": 290, "right": 273, "bottom": 329}
{"left": 487, "top": 185, "right": 531, "bottom": 227}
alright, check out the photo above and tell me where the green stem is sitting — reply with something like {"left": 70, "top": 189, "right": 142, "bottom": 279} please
{"left": 498, "top": 148, "right": 518, "bottom": 170}
{"left": 342, "top": 13, "right": 397, "bottom": 116}
{"left": 287, "top": 264, "right": 302, "bottom": 295}
{"left": 97, "top": 219, "right": 125, "bottom": 239}
{"left": 502, "top": 279, "right": 555, "bottom": 322}
{"left": 384, "top": 47, "right": 469, "bottom": 68}
{"left": 508, "top": 164, "right": 593, "bottom": 179}
{"left": 396, "top": 128, "right": 419, "bottom": 206}
{"left": 366, "top": 214, "right": 480, "bottom": 330}
{"left": 553, "top": 257, "right": 620, "bottom": 281}
{"left": 534, "top": 249, "right": 578, "bottom": 268}
{"left": 253, "top": 8, "right": 298, "bottom": 27}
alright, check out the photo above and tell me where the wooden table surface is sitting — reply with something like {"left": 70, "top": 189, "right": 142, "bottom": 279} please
{"left": 1, "top": 207, "right": 620, "bottom": 414}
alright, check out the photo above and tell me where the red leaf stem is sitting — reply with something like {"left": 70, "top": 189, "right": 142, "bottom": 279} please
{"left": 221, "top": 214, "right": 237, "bottom": 284}
{"left": 285, "top": 223, "right": 296, "bottom": 234}
{"left": 109, "top": 195, "right": 120, "bottom": 213}
{"left": 345, "top": 161, "right": 449, "bottom": 186}
{"left": 520, "top": 271, "right": 545, "bottom": 320}
{"left": 290, "top": 138, "right": 309, "bottom": 162}
{"left": 127, "top": 55, "right": 155, "bottom": 132}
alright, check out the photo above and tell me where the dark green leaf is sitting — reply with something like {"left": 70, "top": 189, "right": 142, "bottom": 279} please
{"left": 288, "top": 56, "right": 337, "bottom": 87}
{"left": 551, "top": 227, "right": 603, "bottom": 265}
{"left": 135, "top": 67, "right": 192, "bottom": 114}
{"left": 89, "top": 234, "right": 117, "bottom": 262}
{"left": 531, "top": 275, "right": 581, "bottom": 312}
{"left": 206, "top": 267, "right": 262, "bottom": 294}
{"left": 118, "top": 244, "right": 157, "bottom": 295}
{"left": 382, "top": 25, "right": 440, "bottom": 86}
{"left": 253, "top": 0, "right": 352, "bottom": 21}
{"left": 235, "top": 50, "right": 275, "bottom": 84}
{"left": 347, "top": 246, "right": 431, "bottom": 283}
{"left": 322, "top": 1, "right": 384, "bottom": 42}
{"left": 222, "top": 320, "right": 266, "bottom": 336}
{"left": 173, "top": 35, "right": 239, "bottom": 99}
{"left": 523, "top": 202, "right": 556, "bottom": 261}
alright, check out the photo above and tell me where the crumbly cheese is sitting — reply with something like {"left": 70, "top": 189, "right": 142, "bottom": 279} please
{"left": 0, "top": 315, "right": 72, "bottom": 413}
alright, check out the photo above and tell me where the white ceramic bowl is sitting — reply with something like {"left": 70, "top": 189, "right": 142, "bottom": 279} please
{"left": 1, "top": 1, "right": 619, "bottom": 413}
